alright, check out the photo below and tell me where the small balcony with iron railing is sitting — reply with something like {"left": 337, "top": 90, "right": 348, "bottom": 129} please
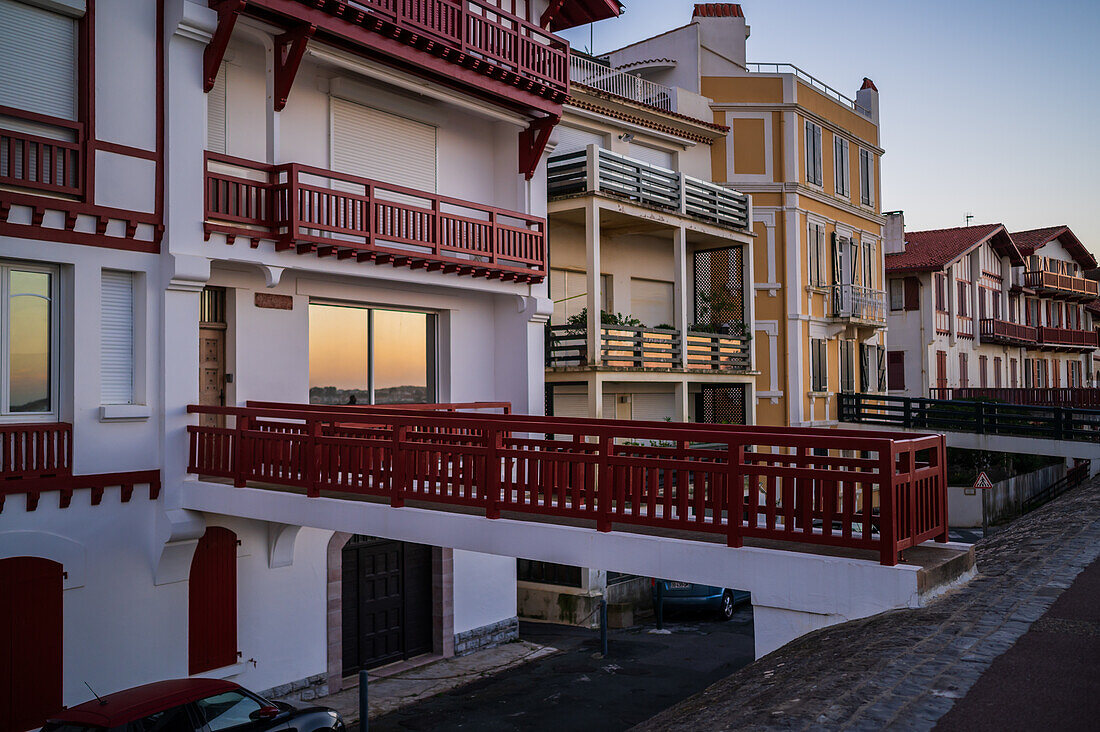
{"left": 1022, "top": 269, "right": 1099, "bottom": 301}
{"left": 745, "top": 63, "right": 872, "bottom": 119}
{"left": 569, "top": 54, "right": 675, "bottom": 111}
{"left": 204, "top": 153, "right": 546, "bottom": 283}
{"left": 979, "top": 318, "right": 1037, "bottom": 346}
{"left": 1035, "top": 326, "right": 1099, "bottom": 351}
{"left": 828, "top": 284, "right": 887, "bottom": 327}
{"left": 547, "top": 145, "right": 751, "bottom": 232}
{"left": 546, "top": 324, "right": 751, "bottom": 373}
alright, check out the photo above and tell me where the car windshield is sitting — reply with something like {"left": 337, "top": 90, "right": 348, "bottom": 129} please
{"left": 195, "top": 691, "right": 265, "bottom": 731}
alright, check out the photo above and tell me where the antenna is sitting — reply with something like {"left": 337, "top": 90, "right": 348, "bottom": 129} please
{"left": 965, "top": 212, "right": 974, "bottom": 226}
{"left": 84, "top": 681, "right": 107, "bottom": 706}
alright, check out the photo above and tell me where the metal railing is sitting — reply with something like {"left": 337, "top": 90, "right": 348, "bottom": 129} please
{"left": 1023, "top": 269, "right": 1099, "bottom": 299}
{"left": 746, "top": 63, "right": 871, "bottom": 118}
{"left": 569, "top": 54, "right": 674, "bottom": 111}
{"left": 829, "top": 284, "right": 887, "bottom": 323}
{"left": 187, "top": 401, "right": 950, "bottom": 565}
{"left": 1021, "top": 463, "right": 1089, "bottom": 514}
{"left": 1036, "top": 326, "right": 1099, "bottom": 349}
{"left": 928, "top": 388, "right": 1100, "bottom": 410}
{"left": 204, "top": 153, "right": 546, "bottom": 280}
{"left": 0, "top": 105, "right": 83, "bottom": 197}
{"left": 546, "top": 325, "right": 751, "bottom": 372}
{"left": 839, "top": 392, "right": 1100, "bottom": 443}
{"left": 547, "top": 145, "right": 750, "bottom": 231}
{"left": 979, "top": 318, "right": 1037, "bottom": 345}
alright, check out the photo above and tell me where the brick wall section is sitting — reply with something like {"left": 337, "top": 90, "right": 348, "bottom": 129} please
{"left": 454, "top": 617, "right": 520, "bottom": 656}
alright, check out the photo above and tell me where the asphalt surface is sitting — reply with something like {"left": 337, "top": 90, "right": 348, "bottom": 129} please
{"left": 359, "top": 606, "right": 755, "bottom": 731}
{"left": 934, "top": 555, "right": 1100, "bottom": 731}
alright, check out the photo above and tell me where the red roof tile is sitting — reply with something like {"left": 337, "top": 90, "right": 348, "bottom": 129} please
{"left": 1009, "top": 225, "right": 1097, "bottom": 269}
{"left": 693, "top": 4, "right": 744, "bottom": 18}
{"left": 885, "top": 223, "right": 1022, "bottom": 274}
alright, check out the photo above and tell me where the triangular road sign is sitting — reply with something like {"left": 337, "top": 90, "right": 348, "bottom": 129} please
{"left": 973, "top": 471, "right": 994, "bottom": 489}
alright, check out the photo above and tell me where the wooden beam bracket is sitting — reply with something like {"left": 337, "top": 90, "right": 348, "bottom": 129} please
{"left": 519, "top": 114, "right": 560, "bottom": 181}
{"left": 203, "top": 0, "right": 246, "bottom": 93}
{"left": 274, "top": 23, "right": 316, "bottom": 111}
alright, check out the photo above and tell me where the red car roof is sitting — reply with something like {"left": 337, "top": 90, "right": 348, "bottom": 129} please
{"left": 49, "top": 679, "right": 241, "bottom": 727}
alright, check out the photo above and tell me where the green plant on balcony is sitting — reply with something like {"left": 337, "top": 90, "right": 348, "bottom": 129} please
{"left": 691, "top": 288, "right": 751, "bottom": 339}
{"left": 565, "top": 307, "right": 643, "bottom": 331}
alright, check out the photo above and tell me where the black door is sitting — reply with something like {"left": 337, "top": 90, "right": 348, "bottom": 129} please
{"left": 342, "top": 537, "right": 432, "bottom": 674}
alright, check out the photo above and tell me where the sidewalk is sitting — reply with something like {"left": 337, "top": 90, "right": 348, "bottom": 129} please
{"left": 313, "top": 641, "right": 557, "bottom": 724}
{"left": 636, "top": 473, "right": 1100, "bottom": 731}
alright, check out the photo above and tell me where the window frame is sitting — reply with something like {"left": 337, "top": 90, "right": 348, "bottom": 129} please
{"left": 1, "top": 260, "right": 61, "bottom": 421}
{"left": 833, "top": 135, "right": 849, "bottom": 197}
{"left": 859, "top": 147, "right": 874, "bottom": 207}
{"left": 889, "top": 279, "right": 905, "bottom": 311}
{"left": 807, "top": 221, "right": 826, "bottom": 287}
{"left": 804, "top": 120, "right": 823, "bottom": 187}
{"left": 810, "top": 338, "right": 828, "bottom": 392}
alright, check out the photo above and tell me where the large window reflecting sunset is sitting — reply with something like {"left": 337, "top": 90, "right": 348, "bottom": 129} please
{"left": 3, "top": 266, "right": 54, "bottom": 417}
{"left": 309, "top": 302, "right": 435, "bottom": 405}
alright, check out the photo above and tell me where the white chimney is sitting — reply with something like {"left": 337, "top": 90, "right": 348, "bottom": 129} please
{"left": 693, "top": 4, "right": 750, "bottom": 71}
{"left": 856, "top": 77, "right": 879, "bottom": 124}
{"left": 885, "top": 211, "right": 905, "bottom": 255}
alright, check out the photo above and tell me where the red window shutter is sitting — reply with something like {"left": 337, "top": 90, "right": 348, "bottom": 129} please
{"left": 887, "top": 351, "right": 905, "bottom": 390}
{"left": 903, "top": 277, "right": 920, "bottom": 311}
{"left": 189, "top": 527, "right": 238, "bottom": 674}
{"left": 1, "top": 558, "right": 63, "bottom": 732}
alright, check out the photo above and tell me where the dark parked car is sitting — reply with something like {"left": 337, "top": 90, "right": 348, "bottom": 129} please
{"left": 42, "top": 678, "right": 344, "bottom": 732}
{"left": 652, "top": 580, "right": 750, "bottom": 621}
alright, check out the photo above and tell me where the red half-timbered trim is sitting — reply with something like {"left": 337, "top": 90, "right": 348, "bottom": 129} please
{"left": 0, "top": 469, "right": 161, "bottom": 513}
{"left": 519, "top": 114, "right": 559, "bottom": 180}
{"left": 204, "top": 0, "right": 246, "bottom": 92}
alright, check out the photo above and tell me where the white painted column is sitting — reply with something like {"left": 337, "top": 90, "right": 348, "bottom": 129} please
{"left": 674, "top": 381, "right": 689, "bottom": 423}
{"left": 585, "top": 199, "right": 602, "bottom": 367}
{"left": 587, "top": 372, "right": 603, "bottom": 420}
{"left": 672, "top": 227, "right": 689, "bottom": 369}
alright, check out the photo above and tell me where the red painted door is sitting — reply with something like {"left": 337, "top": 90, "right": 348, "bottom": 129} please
{"left": 189, "top": 528, "right": 238, "bottom": 674}
{"left": 1, "top": 557, "right": 63, "bottom": 732}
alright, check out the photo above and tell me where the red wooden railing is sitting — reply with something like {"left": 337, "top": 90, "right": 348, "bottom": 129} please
{"left": 0, "top": 423, "right": 73, "bottom": 480}
{"left": 204, "top": 153, "right": 547, "bottom": 280}
{"left": 1023, "top": 270, "right": 1099, "bottom": 299}
{"left": 979, "top": 318, "right": 1037, "bottom": 344}
{"left": 186, "top": 403, "right": 949, "bottom": 565}
{"left": 928, "top": 387, "right": 1100, "bottom": 409}
{"left": 0, "top": 106, "right": 84, "bottom": 197}
{"left": 1036, "top": 326, "right": 1099, "bottom": 348}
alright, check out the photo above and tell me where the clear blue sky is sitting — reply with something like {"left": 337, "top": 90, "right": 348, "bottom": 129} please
{"left": 559, "top": 1, "right": 1100, "bottom": 258}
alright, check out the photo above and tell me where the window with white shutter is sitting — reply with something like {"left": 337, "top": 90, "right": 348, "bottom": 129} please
{"left": 554, "top": 125, "right": 605, "bottom": 155}
{"left": 627, "top": 142, "right": 673, "bottom": 170}
{"left": 331, "top": 98, "right": 436, "bottom": 192}
{"left": 0, "top": 0, "right": 79, "bottom": 121}
{"left": 101, "top": 270, "right": 134, "bottom": 405}
{"left": 207, "top": 64, "right": 227, "bottom": 154}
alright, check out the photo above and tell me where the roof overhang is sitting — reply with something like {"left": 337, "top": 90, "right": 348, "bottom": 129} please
{"left": 1021, "top": 226, "right": 1098, "bottom": 270}
{"left": 542, "top": 0, "right": 623, "bottom": 32}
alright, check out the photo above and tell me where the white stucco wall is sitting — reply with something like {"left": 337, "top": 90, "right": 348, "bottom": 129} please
{"left": 452, "top": 550, "right": 518, "bottom": 635}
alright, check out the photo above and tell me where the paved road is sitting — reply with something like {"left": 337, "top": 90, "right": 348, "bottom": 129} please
{"left": 360, "top": 607, "right": 755, "bottom": 731}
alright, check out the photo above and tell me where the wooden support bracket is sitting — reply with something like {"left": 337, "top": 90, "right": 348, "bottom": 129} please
{"left": 204, "top": 0, "right": 246, "bottom": 93}
{"left": 518, "top": 114, "right": 559, "bottom": 180}
{"left": 274, "top": 24, "right": 316, "bottom": 111}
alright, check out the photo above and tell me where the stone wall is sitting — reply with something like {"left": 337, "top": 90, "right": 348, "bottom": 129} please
{"left": 454, "top": 616, "right": 519, "bottom": 656}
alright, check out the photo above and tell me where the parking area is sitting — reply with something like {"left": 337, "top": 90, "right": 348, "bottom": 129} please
{"left": 362, "top": 608, "right": 755, "bottom": 731}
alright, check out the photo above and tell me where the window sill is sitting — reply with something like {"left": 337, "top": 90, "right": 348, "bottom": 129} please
{"left": 808, "top": 391, "right": 830, "bottom": 398}
{"left": 99, "top": 404, "right": 152, "bottom": 421}
{"left": 191, "top": 660, "right": 246, "bottom": 680}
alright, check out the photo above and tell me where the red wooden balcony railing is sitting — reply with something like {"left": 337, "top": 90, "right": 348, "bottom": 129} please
{"left": 186, "top": 402, "right": 949, "bottom": 565}
{"left": 204, "top": 153, "right": 546, "bottom": 282}
{"left": 928, "top": 388, "right": 1100, "bottom": 409}
{"left": 0, "top": 423, "right": 72, "bottom": 480}
{"left": 1023, "top": 270, "right": 1099, "bottom": 299}
{"left": 1036, "top": 326, "right": 1099, "bottom": 349}
{"left": 979, "top": 318, "right": 1037, "bottom": 345}
{"left": 0, "top": 106, "right": 84, "bottom": 197}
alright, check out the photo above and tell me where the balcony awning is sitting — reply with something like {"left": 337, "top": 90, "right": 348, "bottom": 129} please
{"left": 542, "top": 0, "right": 623, "bottom": 31}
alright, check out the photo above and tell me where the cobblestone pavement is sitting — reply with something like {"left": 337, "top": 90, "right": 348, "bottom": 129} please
{"left": 636, "top": 474, "right": 1100, "bottom": 731}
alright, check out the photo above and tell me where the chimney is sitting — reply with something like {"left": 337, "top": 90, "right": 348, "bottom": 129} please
{"left": 693, "top": 4, "right": 750, "bottom": 70}
{"left": 856, "top": 77, "right": 879, "bottom": 124}
{"left": 884, "top": 211, "right": 905, "bottom": 255}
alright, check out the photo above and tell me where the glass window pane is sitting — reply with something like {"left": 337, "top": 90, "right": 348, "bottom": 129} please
{"left": 309, "top": 303, "right": 368, "bottom": 405}
{"left": 8, "top": 270, "right": 52, "bottom": 413}
{"left": 372, "top": 310, "right": 433, "bottom": 404}
{"left": 194, "top": 691, "right": 263, "bottom": 732}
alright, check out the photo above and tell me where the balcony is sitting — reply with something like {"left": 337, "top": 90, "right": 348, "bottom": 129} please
{"left": 548, "top": 146, "right": 750, "bottom": 231}
{"left": 0, "top": 106, "right": 84, "bottom": 198}
{"left": 928, "top": 388, "right": 1100, "bottom": 410}
{"left": 1022, "top": 270, "right": 1099, "bottom": 301}
{"left": 238, "top": 0, "right": 568, "bottom": 113}
{"left": 569, "top": 54, "right": 674, "bottom": 111}
{"left": 1035, "top": 326, "right": 1099, "bottom": 351}
{"left": 204, "top": 153, "right": 546, "bottom": 282}
{"left": 979, "top": 318, "right": 1037, "bottom": 346}
{"left": 546, "top": 325, "right": 751, "bottom": 373}
{"left": 829, "top": 284, "right": 887, "bottom": 326}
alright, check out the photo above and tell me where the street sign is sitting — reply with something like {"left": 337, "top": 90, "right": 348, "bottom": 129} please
{"left": 973, "top": 471, "right": 994, "bottom": 489}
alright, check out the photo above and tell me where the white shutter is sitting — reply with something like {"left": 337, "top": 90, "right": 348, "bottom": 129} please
{"left": 0, "top": 1, "right": 77, "bottom": 120}
{"left": 631, "top": 393, "right": 675, "bottom": 423}
{"left": 554, "top": 125, "right": 604, "bottom": 155}
{"left": 101, "top": 270, "right": 134, "bottom": 405}
{"left": 332, "top": 98, "right": 436, "bottom": 192}
{"left": 628, "top": 142, "right": 673, "bottom": 170}
{"left": 629, "top": 278, "right": 674, "bottom": 328}
{"left": 553, "top": 393, "right": 587, "bottom": 418}
{"left": 207, "top": 64, "right": 227, "bottom": 154}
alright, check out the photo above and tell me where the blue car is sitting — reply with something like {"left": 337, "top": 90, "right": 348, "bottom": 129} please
{"left": 651, "top": 579, "right": 750, "bottom": 621}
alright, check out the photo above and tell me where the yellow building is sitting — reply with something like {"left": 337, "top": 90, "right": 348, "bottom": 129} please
{"left": 607, "top": 3, "right": 888, "bottom": 426}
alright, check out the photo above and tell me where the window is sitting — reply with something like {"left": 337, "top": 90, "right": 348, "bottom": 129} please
{"left": 549, "top": 268, "right": 610, "bottom": 324}
{"left": 862, "top": 241, "right": 873, "bottom": 288}
{"left": 978, "top": 355, "right": 988, "bottom": 388}
{"left": 101, "top": 271, "right": 134, "bottom": 405}
{"left": 516, "top": 560, "right": 581, "bottom": 588}
{"left": 194, "top": 691, "right": 264, "bottom": 732}
{"left": 934, "top": 274, "right": 947, "bottom": 311}
{"left": 0, "top": 0, "right": 79, "bottom": 121}
{"left": 839, "top": 340, "right": 854, "bottom": 393}
{"left": 859, "top": 148, "right": 874, "bottom": 206}
{"left": 889, "top": 279, "right": 905, "bottom": 311}
{"left": 128, "top": 706, "right": 194, "bottom": 732}
{"left": 833, "top": 136, "right": 849, "bottom": 196}
{"left": 959, "top": 353, "right": 969, "bottom": 388}
{"left": 1010, "top": 358, "right": 1018, "bottom": 388}
{"left": 956, "top": 281, "right": 969, "bottom": 317}
{"left": 2, "top": 263, "right": 57, "bottom": 418}
{"left": 332, "top": 98, "right": 437, "bottom": 192}
{"left": 810, "top": 338, "right": 827, "bottom": 392}
{"left": 887, "top": 351, "right": 905, "bottom": 391}
{"left": 309, "top": 303, "right": 437, "bottom": 405}
{"left": 858, "top": 344, "right": 886, "bottom": 393}
{"left": 808, "top": 223, "right": 825, "bottom": 287}
{"left": 805, "top": 121, "right": 822, "bottom": 186}
{"left": 936, "top": 351, "right": 948, "bottom": 389}
{"left": 189, "top": 527, "right": 238, "bottom": 674}
{"left": 1024, "top": 358, "right": 1033, "bottom": 388}
{"left": 994, "top": 357, "right": 1002, "bottom": 388}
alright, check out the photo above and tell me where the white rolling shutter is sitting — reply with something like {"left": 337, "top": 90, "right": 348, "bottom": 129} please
{"left": 101, "top": 270, "right": 134, "bottom": 405}
{"left": 0, "top": 1, "right": 77, "bottom": 120}
{"left": 554, "top": 125, "right": 604, "bottom": 155}
{"left": 552, "top": 393, "right": 586, "bottom": 418}
{"left": 628, "top": 142, "right": 673, "bottom": 170}
{"left": 207, "top": 65, "right": 227, "bottom": 154}
{"left": 332, "top": 98, "right": 436, "bottom": 192}
{"left": 631, "top": 393, "right": 675, "bottom": 423}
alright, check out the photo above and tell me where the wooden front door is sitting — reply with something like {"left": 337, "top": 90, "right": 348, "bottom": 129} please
{"left": 199, "top": 326, "right": 225, "bottom": 428}
{"left": 341, "top": 538, "right": 432, "bottom": 675}
{"left": 1, "top": 557, "right": 63, "bottom": 732}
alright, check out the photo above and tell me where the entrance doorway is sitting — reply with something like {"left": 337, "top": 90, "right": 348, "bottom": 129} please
{"left": 1, "top": 557, "right": 63, "bottom": 732}
{"left": 341, "top": 538, "right": 433, "bottom": 674}
{"left": 199, "top": 287, "right": 226, "bottom": 428}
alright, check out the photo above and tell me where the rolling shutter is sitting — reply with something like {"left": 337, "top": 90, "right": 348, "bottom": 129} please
{"left": 631, "top": 393, "right": 674, "bottom": 423}
{"left": 101, "top": 270, "right": 134, "bottom": 405}
{"left": 207, "top": 65, "right": 227, "bottom": 154}
{"left": 628, "top": 142, "right": 673, "bottom": 170}
{"left": 554, "top": 125, "right": 604, "bottom": 154}
{"left": 189, "top": 527, "right": 238, "bottom": 674}
{"left": 0, "top": 1, "right": 77, "bottom": 120}
{"left": 332, "top": 98, "right": 436, "bottom": 192}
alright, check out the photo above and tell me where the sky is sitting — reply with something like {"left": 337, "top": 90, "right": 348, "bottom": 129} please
{"left": 558, "top": 0, "right": 1100, "bottom": 259}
